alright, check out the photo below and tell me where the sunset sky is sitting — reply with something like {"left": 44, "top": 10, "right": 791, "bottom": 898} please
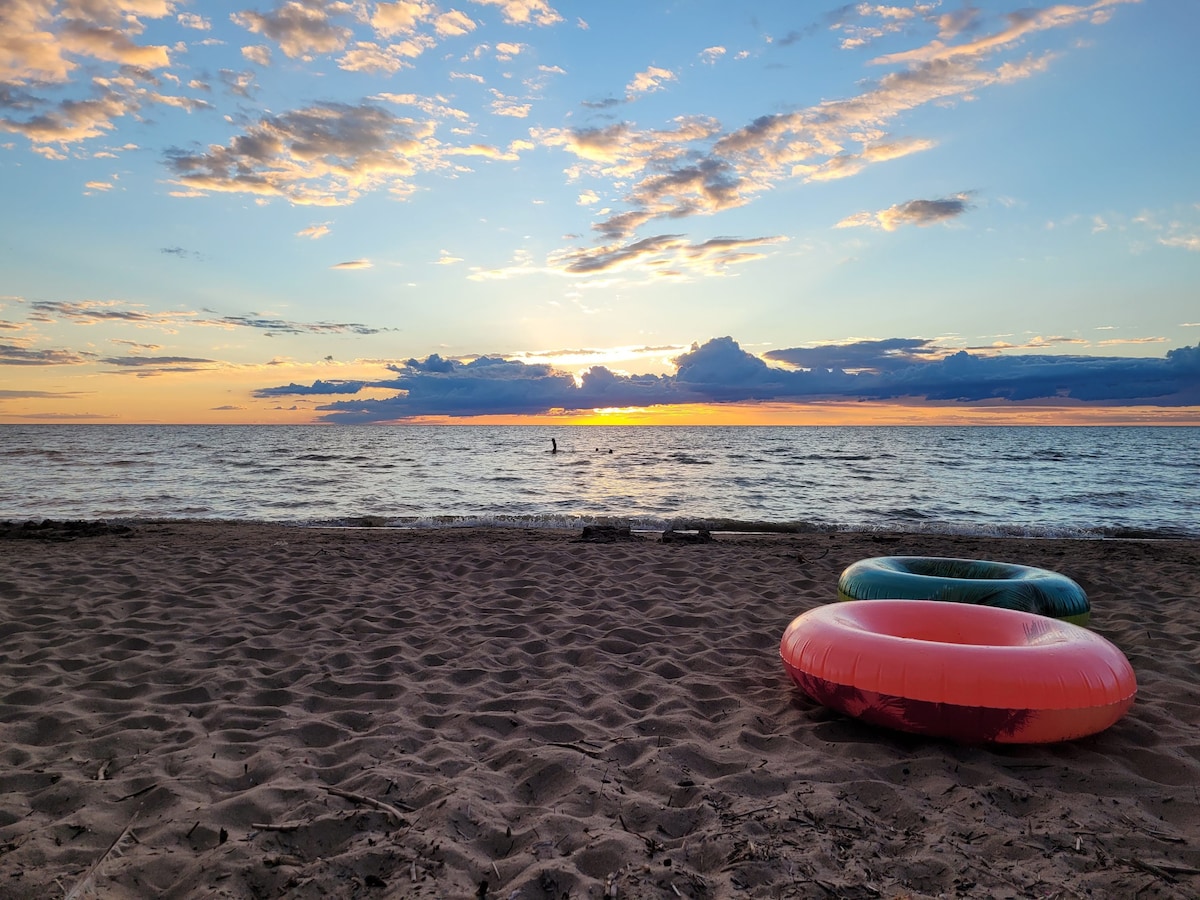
{"left": 2, "top": 0, "right": 1198, "bottom": 424}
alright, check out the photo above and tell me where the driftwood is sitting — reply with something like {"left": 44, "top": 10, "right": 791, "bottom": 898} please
{"left": 577, "top": 525, "right": 641, "bottom": 543}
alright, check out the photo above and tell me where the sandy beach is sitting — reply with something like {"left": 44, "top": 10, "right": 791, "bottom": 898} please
{"left": 1, "top": 522, "right": 1197, "bottom": 899}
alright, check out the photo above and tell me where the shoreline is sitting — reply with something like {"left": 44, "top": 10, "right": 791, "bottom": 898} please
{"left": 2, "top": 523, "right": 1198, "bottom": 898}
{"left": 4, "top": 516, "right": 1195, "bottom": 542}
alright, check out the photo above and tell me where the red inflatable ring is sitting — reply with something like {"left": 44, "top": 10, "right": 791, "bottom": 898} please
{"left": 780, "top": 599, "right": 1136, "bottom": 744}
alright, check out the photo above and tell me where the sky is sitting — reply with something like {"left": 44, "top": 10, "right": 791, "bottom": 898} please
{"left": 2, "top": 0, "right": 1199, "bottom": 425}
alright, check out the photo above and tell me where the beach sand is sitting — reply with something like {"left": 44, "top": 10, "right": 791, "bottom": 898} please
{"left": 1, "top": 523, "right": 1197, "bottom": 899}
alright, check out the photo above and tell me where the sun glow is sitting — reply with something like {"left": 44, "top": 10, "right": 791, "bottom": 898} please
{"left": 352, "top": 402, "right": 1200, "bottom": 427}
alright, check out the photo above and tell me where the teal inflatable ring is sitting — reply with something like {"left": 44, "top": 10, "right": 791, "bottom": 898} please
{"left": 837, "top": 556, "right": 1090, "bottom": 626}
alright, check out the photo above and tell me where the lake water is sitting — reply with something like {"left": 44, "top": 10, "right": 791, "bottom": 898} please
{"left": 1, "top": 425, "right": 1196, "bottom": 538}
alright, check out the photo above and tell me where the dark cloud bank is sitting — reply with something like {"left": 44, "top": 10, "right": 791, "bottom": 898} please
{"left": 256, "top": 337, "right": 1200, "bottom": 423}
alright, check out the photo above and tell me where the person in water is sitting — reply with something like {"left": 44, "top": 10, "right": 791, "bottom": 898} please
{"left": 550, "top": 438, "right": 557, "bottom": 453}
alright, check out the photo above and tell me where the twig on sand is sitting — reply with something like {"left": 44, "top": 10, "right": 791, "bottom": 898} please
{"left": 730, "top": 804, "right": 776, "bottom": 821}
{"left": 114, "top": 783, "right": 156, "bottom": 802}
{"left": 64, "top": 810, "right": 139, "bottom": 900}
{"left": 251, "top": 821, "right": 308, "bottom": 832}
{"left": 263, "top": 854, "right": 305, "bottom": 868}
{"left": 617, "top": 815, "right": 664, "bottom": 855}
{"left": 1118, "top": 856, "right": 1200, "bottom": 882}
{"left": 545, "top": 741, "right": 606, "bottom": 760}
{"left": 1120, "top": 814, "right": 1186, "bottom": 843}
{"left": 325, "top": 787, "right": 410, "bottom": 825}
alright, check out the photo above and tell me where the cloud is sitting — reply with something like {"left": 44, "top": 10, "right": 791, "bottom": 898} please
{"left": 374, "top": 92, "right": 470, "bottom": 121}
{"left": 434, "top": 10, "right": 477, "bottom": 37}
{"left": 0, "top": 389, "right": 84, "bottom": 399}
{"left": 0, "top": 4, "right": 212, "bottom": 151}
{"left": 861, "top": 136, "right": 938, "bottom": 163}
{"left": 836, "top": 194, "right": 973, "bottom": 231}
{"left": 255, "top": 336, "right": 1200, "bottom": 422}
{"left": 58, "top": 20, "right": 171, "bottom": 69}
{"left": 1, "top": 88, "right": 136, "bottom": 146}
{"left": 0, "top": 1, "right": 174, "bottom": 88}
{"left": 1, "top": 0, "right": 1143, "bottom": 291}
{"left": 580, "top": 96, "right": 622, "bottom": 110}
{"left": 29, "top": 299, "right": 195, "bottom": 327}
{"left": 488, "top": 88, "right": 530, "bottom": 117}
{"left": 338, "top": 41, "right": 416, "bottom": 74}
{"left": 111, "top": 339, "right": 162, "bottom": 351}
{"left": 763, "top": 338, "right": 944, "bottom": 373}
{"left": 797, "top": 136, "right": 939, "bottom": 182}
{"left": 255, "top": 378, "right": 367, "bottom": 397}
{"left": 165, "top": 102, "right": 443, "bottom": 205}
{"left": 533, "top": 116, "right": 732, "bottom": 240}
{"left": 0, "top": 342, "right": 94, "bottom": 366}
{"left": 100, "top": 355, "right": 222, "bottom": 376}
{"left": 331, "top": 259, "right": 373, "bottom": 269}
{"left": 1160, "top": 235, "right": 1200, "bottom": 252}
{"left": 869, "top": 1, "right": 1133, "bottom": 67}
{"left": 242, "top": 44, "right": 272, "bottom": 66}
{"left": 562, "top": 234, "right": 787, "bottom": 277}
{"left": 765, "top": 337, "right": 1200, "bottom": 403}
{"left": 28, "top": 297, "right": 389, "bottom": 336}
{"left": 371, "top": 1, "right": 435, "bottom": 37}
{"left": 532, "top": 3, "right": 1131, "bottom": 268}
{"left": 297, "top": 223, "right": 331, "bottom": 239}
{"left": 217, "top": 315, "right": 392, "bottom": 335}
{"left": 626, "top": 66, "right": 676, "bottom": 98}
{"left": 232, "top": 2, "right": 353, "bottom": 59}
{"left": 470, "top": 234, "right": 786, "bottom": 281}
{"left": 832, "top": 2, "right": 937, "bottom": 51}
{"left": 1130, "top": 204, "right": 1200, "bottom": 253}
{"left": 0, "top": 5, "right": 74, "bottom": 85}
{"left": 161, "top": 245, "right": 200, "bottom": 259}
{"left": 1097, "top": 336, "right": 1166, "bottom": 347}
{"left": 101, "top": 356, "right": 208, "bottom": 368}
{"left": 494, "top": 41, "right": 525, "bottom": 60}
{"left": 178, "top": 13, "right": 212, "bottom": 31}
{"left": 447, "top": 142, "right": 521, "bottom": 161}
{"left": 219, "top": 68, "right": 258, "bottom": 98}
{"left": 470, "top": 0, "right": 564, "bottom": 27}
{"left": 937, "top": 7, "right": 983, "bottom": 40}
